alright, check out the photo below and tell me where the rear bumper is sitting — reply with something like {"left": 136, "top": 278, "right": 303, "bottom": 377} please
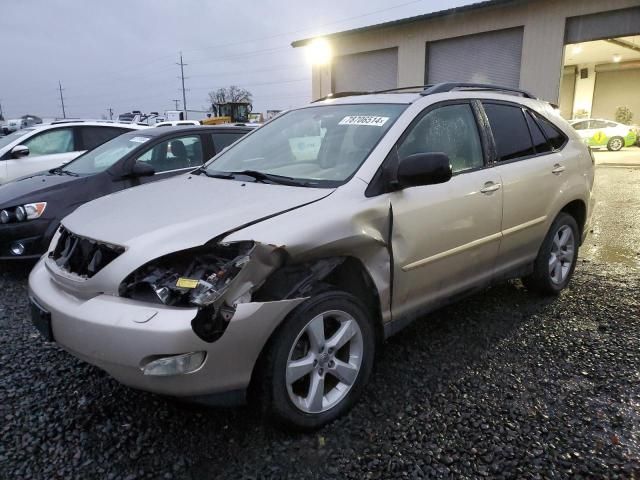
{"left": 28, "top": 259, "right": 304, "bottom": 398}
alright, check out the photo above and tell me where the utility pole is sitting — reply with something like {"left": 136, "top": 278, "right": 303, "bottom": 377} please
{"left": 172, "top": 99, "right": 180, "bottom": 110}
{"left": 0, "top": 100, "right": 4, "bottom": 121}
{"left": 58, "top": 81, "right": 66, "bottom": 119}
{"left": 176, "top": 52, "right": 188, "bottom": 119}
{"left": 108, "top": 107, "right": 113, "bottom": 120}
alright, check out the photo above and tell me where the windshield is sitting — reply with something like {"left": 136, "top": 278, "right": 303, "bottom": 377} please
{"left": 0, "top": 129, "right": 35, "bottom": 150}
{"left": 65, "top": 134, "right": 151, "bottom": 175}
{"left": 205, "top": 103, "right": 407, "bottom": 187}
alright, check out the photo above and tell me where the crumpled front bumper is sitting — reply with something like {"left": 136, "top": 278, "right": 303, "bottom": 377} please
{"left": 28, "top": 259, "right": 304, "bottom": 398}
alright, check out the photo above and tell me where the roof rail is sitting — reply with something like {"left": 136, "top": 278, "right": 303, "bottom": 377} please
{"left": 422, "top": 82, "right": 537, "bottom": 99}
{"left": 312, "top": 83, "right": 536, "bottom": 103}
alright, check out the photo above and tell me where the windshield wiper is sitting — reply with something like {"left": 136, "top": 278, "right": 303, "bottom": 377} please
{"left": 198, "top": 169, "right": 234, "bottom": 179}
{"left": 50, "top": 167, "right": 79, "bottom": 177}
{"left": 225, "top": 170, "right": 307, "bottom": 186}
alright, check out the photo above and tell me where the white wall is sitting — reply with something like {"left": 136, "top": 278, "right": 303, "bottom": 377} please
{"left": 573, "top": 64, "right": 597, "bottom": 118}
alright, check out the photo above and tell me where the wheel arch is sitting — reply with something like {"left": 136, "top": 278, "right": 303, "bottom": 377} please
{"left": 559, "top": 199, "right": 587, "bottom": 239}
{"left": 247, "top": 255, "right": 384, "bottom": 404}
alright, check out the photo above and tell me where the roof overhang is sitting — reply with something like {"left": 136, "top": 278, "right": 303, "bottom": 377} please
{"left": 291, "top": 0, "right": 523, "bottom": 48}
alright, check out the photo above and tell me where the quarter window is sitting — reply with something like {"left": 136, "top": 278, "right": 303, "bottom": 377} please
{"left": 525, "top": 111, "right": 551, "bottom": 154}
{"left": 397, "top": 104, "right": 484, "bottom": 173}
{"left": 22, "top": 128, "right": 74, "bottom": 156}
{"left": 136, "top": 135, "right": 203, "bottom": 173}
{"left": 484, "top": 103, "right": 535, "bottom": 161}
{"left": 533, "top": 112, "right": 567, "bottom": 150}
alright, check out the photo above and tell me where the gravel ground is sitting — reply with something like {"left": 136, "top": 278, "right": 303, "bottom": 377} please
{"left": 1, "top": 165, "right": 639, "bottom": 479}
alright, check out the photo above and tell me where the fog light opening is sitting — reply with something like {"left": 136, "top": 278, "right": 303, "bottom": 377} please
{"left": 142, "top": 351, "right": 206, "bottom": 376}
{"left": 10, "top": 242, "right": 25, "bottom": 256}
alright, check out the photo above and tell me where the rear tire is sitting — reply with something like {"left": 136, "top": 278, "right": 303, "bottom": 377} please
{"left": 522, "top": 212, "right": 579, "bottom": 295}
{"left": 257, "top": 290, "right": 375, "bottom": 431}
{"left": 607, "top": 136, "right": 624, "bottom": 151}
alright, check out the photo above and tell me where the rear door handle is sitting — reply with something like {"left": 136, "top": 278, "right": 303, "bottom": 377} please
{"left": 552, "top": 164, "right": 565, "bottom": 175}
{"left": 480, "top": 181, "right": 501, "bottom": 194}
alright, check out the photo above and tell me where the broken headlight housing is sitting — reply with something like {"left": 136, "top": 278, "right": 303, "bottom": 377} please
{"left": 118, "top": 241, "right": 256, "bottom": 308}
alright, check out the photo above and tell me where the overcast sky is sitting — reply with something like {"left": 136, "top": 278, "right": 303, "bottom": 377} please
{"left": 1, "top": 0, "right": 472, "bottom": 119}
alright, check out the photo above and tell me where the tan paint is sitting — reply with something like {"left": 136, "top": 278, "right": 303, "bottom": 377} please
{"left": 307, "top": 0, "right": 640, "bottom": 102}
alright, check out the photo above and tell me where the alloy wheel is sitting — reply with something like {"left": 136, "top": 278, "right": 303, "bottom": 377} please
{"left": 285, "top": 310, "right": 363, "bottom": 414}
{"left": 549, "top": 225, "right": 575, "bottom": 285}
{"left": 610, "top": 138, "right": 623, "bottom": 150}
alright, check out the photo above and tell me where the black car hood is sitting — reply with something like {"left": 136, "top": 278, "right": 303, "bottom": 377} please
{"left": 0, "top": 171, "right": 86, "bottom": 208}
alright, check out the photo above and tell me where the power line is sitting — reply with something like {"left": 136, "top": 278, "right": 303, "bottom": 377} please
{"left": 58, "top": 81, "right": 66, "bottom": 118}
{"left": 177, "top": 52, "right": 188, "bottom": 119}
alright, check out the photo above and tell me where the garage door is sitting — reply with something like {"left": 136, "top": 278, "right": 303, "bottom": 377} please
{"left": 426, "top": 27, "right": 524, "bottom": 87}
{"left": 592, "top": 65, "right": 640, "bottom": 120}
{"left": 332, "top": 48, "right": 398, "bottom": 93}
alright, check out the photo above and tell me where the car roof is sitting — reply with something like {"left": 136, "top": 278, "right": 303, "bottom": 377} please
{"left": 28, "top": 120, "right": 148, "bottom": 131}
{"left": 119, "top": 124, "right": 254, "bottom": 139}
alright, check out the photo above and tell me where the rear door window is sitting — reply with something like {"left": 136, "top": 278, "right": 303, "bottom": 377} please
{"left": 211, "top": 131, "right": 245, "bottom": 154}
{"left": 483, "top": 103, "right": 535, "bottom": 161}
{"left": 80, "top": 126, "right": 129, "bottom": 151}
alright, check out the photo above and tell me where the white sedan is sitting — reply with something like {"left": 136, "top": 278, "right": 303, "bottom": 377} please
{"left": 0, "top": 121, "right": 146, "bottom": 184}
{"left": 569, "top": 118, "right": 637, "bottom": 151}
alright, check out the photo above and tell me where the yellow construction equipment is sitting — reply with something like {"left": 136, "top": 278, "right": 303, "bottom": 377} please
{"left": 201, "top": 102, "right": 252, "bottom": 125}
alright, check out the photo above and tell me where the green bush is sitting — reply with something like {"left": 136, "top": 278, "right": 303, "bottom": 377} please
{"left": 615, "top": 106, "right": 633, "bottom": 125}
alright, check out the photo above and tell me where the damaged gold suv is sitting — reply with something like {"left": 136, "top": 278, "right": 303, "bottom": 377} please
{"left": 28, "top": 83, "right": 594, "bottom": 430}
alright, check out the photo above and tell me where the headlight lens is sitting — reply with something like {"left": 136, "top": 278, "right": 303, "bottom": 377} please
{"left": 0, "top": 202, "right": 47, "bottom": 223}
{"left": 119, "top": 241, "right": 255, "bottom": 307}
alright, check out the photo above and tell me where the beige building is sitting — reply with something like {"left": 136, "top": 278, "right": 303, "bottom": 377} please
{"left": 293, "top": 0, "right": 640, "bottom": 121}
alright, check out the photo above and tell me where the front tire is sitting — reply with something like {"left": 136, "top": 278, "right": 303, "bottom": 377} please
{"left": 258, "top": 290, "right": 375, "bottom": 431}
{"left": 607, "top": 136, "right": 624, "bottom": 151}
{"left": 522, "top": 212, "right": 579, "bottom": 295}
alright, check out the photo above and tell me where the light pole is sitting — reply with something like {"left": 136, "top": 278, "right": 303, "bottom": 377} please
{"left": 307, "top": 38, "right": 332, "bottom": 100}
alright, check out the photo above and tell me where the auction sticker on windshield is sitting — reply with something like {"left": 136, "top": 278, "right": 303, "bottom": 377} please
{"left": 339, "top": 116, "right": 389, "bottom": 127}
{"left": 129, "top": 137, "right": 150, "bottom": 143}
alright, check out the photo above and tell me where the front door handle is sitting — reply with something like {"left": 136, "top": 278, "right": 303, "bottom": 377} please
{"left": 552, "top": 164, "right": 566, "bottom": 175}
{"left": 480, "top": 181, "right": 501, "bottom": 194}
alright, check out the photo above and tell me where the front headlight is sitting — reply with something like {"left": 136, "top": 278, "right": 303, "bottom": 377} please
{"left": 0, "top": 202, "right": 47, "bottom": 224}
{"left": 118, "top": 241, "right": 256, "bottom": 307}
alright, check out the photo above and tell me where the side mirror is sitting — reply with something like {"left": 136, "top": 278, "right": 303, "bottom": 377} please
{"left": 396, "top": 152, "right": 452, "bottom": 189}
{"left": 11, "top": 145, "right": 29, "bottom": 159}
{"left": 130, "top": 161, "right": 155, "bottom": 177}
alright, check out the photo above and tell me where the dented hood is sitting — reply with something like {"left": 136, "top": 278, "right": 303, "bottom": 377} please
{"left": 62, "top": 174, "right": 334, "bottom": 248}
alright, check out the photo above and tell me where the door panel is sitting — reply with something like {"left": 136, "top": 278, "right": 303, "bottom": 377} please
{"left": 389, "top": 102, "right": 502, "bottom": 317}
{"left": 391, "top": 170, "right": 503, "bottom": 317}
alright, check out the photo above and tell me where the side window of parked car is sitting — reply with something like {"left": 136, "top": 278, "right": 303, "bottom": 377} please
{"left": 212, "top": 132, "right": 244, "bottom": 154}
{"left": 80, "top": 127, "right": 129, "bottom": 151}
{"left": 484, "top": 103, "right": 535, "bottom": 161}
{"left": 22, "top": 128, "right": 75, "bottom": 156}
{"left": 571, "top": 121, "right": 589, "bottom": 130}
{"left": 532, "top": 112, "right": 567, "bottom": 150}
{"left": 524, "top": 111, "right": 552, "bottom": 154}
{"left": 397, "top": 103, "right": 484, "bottom": 173}
{"left": 136, "top": 135, "right": 203, "bottom": 173}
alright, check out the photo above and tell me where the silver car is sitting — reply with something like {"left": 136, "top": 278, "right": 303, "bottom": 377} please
{"left": 28, "top": 83, "right": 594, "bottom": 430}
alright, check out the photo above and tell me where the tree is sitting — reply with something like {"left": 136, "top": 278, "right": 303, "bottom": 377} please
{"left": 208, "top": 85, "right": 252, "bottom": 108}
